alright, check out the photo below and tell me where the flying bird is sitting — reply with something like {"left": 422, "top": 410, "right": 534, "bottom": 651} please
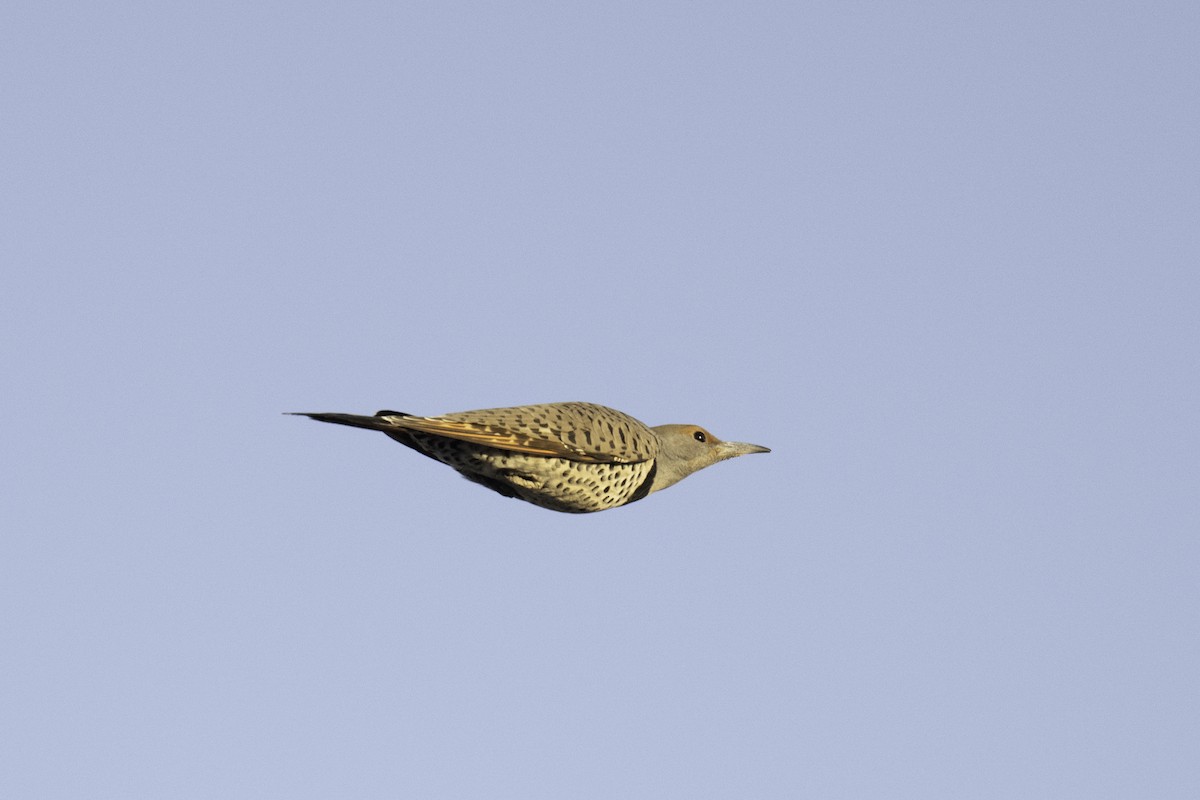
{"left": 291, "top": 401, "right": 769, "bottom": 513}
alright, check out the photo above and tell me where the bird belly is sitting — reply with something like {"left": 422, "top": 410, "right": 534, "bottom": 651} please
{"left": 497, "top": 457, "right": 655, "bottom": 513}
{"left": 412, "top": 434, "right": 653, "bottom": 513}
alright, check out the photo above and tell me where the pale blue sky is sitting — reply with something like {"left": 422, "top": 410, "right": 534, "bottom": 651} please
{"left": 3, "top": 2, "right": 1198, "bottom": 797}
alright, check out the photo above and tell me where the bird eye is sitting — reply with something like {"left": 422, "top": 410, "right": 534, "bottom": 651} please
{"left": 693, "top": 430, "right": 706, "bottom": 442}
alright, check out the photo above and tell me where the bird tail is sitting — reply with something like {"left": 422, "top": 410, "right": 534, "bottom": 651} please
{"left": 287, "top": 410, "right": 410, "bottom": 432}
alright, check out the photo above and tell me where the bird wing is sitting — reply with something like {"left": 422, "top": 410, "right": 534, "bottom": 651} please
{"left": 383, "top": 415, "right": 629, "bottom": 462}
{"left": 383, "top": 403, "right": 658, "bottom": 464}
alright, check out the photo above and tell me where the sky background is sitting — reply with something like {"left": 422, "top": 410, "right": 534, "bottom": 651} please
{"left": 3, "top": 2, "right": 1198, "bottom": 797}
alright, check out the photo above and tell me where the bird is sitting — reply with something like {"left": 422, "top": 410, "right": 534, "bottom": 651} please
{"left": 290, "top": 401, "right": 770, "bottom": 513}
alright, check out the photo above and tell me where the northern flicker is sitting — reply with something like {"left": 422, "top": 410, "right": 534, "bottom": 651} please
{"left": 291, "top": 402, "right": 770, "bottom": 513}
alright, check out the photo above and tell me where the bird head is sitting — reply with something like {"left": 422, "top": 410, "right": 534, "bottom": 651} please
{"left": 648, "top": 424, "right": 770, "bottom": 493}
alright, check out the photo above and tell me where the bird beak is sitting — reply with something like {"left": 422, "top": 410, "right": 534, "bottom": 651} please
{"left": 718, "top": 440, "right": 771, "bottom": 458}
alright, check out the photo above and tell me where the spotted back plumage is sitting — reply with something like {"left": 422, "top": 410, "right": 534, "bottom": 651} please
{"left": 411, "top": 402, "right": 659, "bottom": 464}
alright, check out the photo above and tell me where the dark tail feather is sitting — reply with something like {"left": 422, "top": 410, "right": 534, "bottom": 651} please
{"left": 286, "top": 410, "right": 410, "bottom": 432}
